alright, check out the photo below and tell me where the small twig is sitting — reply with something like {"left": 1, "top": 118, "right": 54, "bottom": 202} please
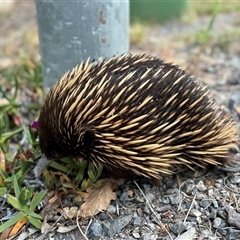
{"left": 177, "top": 180, "right": 187, "bottom": 211}
{"left": 85, "top": 218, "right": 92, "bottom": 236}
{"left": 76, "top": 211, "right": 92, "bottom": 240}
{"left": 134, "top": 181, "right": 173, "bottom": 240}
{"left": 36, "top": 215, "right": 63, "bottom": 240}
{"left": 76, "top": 210, "right": 90, "bottom": 240}
{"left": 183, "top": 193, "right": 196, "bottom": 223}
{"left": 116, "top": 202, "right": 119, "bottom": 216}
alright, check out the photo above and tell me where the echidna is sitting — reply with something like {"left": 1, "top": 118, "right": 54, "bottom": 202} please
{"left": 36, "top": 53, "right": 237, "bottom": 179}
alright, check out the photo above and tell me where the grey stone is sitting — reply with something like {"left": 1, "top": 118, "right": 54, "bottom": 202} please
{"left": 196, "top": 181, "right": 207, "bottom": 191}
{"left": 145, "top": 192, "right": 155, "bottom": 202}
{"left": 143, "top": 206, "right": 150, "bottom": 214}
{"left": 208, "top": 208, "right": 217, "bottom": 219}
{"left": 156, "top": 205, "right": 172, "bottom": 212}
{"left": 147, "top": 223, "right": 156, "bottom": 231}
{"left": 135, "top": 196, "right": 145, "bottom": 203}
{"left": 165, "top": 188, "right": 177, "bottom": 194}
{"left": 119, "top": 192, "right": 129, "bottom": 202}
{"left": 169, "top": 221, "right": 186, "bottom": 235}
{"left": 132, "top": 230, "right": 140, "bottom": 239}
{"left": 227, "top": 229, "right": 240, "bottom": 240}
{"left": 219, "top": 228, "right": 227, "bottom": 236}
{"left": 162, "top": 195, "right": 170, "bottom": 204}
{"left": 102, "top": 214, "right": 132, "bottom": 237}
{"left": 107, "top": 204, "right": 116, "bottom": 214}
{"left": 213, "top": 217, "right": 221, "bottom": 228}
{"left": 214, "top": 183, "right": 222, "bottom": 188}
{"left": 133, "top": 216, "right": 143, "bottom": 225}
{"left": 217, "top": 210, "right": 227, "bottom": 219}
{"left": 168, "top": 194, "right": 181, "bottom": 205}
{"left": 208, "top": 237, "right": 218, "bottom": 240}
{"left": 143, "top": 234, "right": 157, "bottom": 240}
{"left": 175, "top": 227, "right": 196, "bottom": 240}
{"left": 89, "top": 219, "right": 103, "bottom": 237}
{"left": 226, "top": 207, "right": 240, "bottom": 229}
{"left": 199, "top": 199, "right": 211, "bottom": 208}
{"left": 212, "top": 200, "right": 219, "bottom": 208}
{"left": 162, "top": 189, "right": 181, "bottom": 205}
{"left": 184, "top": 183, "right": 197, "bottom": 195}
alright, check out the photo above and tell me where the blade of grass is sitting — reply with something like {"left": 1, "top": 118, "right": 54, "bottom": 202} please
{"left": 0, "top": 212, "right": 27, "bottom": 233}
{"left": 29, "top": 190, "right": 46, "bottom": 210}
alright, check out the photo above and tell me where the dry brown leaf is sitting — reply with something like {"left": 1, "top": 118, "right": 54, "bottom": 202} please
{"left": 57, "top": 225, "right": 77, "bottom": 233}
{"left": 126, "top": 189, "right": 134, "bottom": 197}
{"left": 0, "top": 150, "right": 5, "bottom": 171}
{"left": 61, "top": 206, "right": 78, "bottom": 219}
{"left": 0, "top": 227, "right": 12, "bottom": 240}
{"left": 80, "top": 178, "right": 117, "bottom": 218}
{"left": 9, "top": 217, "right": 28, "bottom": 237}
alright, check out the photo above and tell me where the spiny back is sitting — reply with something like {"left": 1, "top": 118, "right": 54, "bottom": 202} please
{"left": 38, "top": 53, "right": 237, "bottom": 179}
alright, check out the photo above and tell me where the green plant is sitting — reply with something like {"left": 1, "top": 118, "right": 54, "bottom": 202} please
{"left": 43, "top": 156, "right": 103, "bottom": 192}
{"left": 0, "top": 76, "right": 23, "bottom": 160}
{"left": 0, "top": 177, "right": 46, "bottom": 233}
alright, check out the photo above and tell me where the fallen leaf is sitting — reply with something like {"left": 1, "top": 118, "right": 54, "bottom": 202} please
{"left": 61, "top": 206, "right": 78, "bottom": 219}
{"left": 80, "top": 178, "right": 117, "bottom": 218}
{"left": 0, "top": 151, "right": 5, "bottom": 171}
{"left": 126, "top": 190, "right": 134, "bottom": 197}
{"left": 9, "top": 217, "right": 27, "bottom": 237}
{"left": 57, "top": 225, "right": 77, "bottom": 233}
{"left": 0, "top": 227, "right": 12, "bottom": 240}
{"left": 41, "top": 219, "right": 55, "bottom": 234}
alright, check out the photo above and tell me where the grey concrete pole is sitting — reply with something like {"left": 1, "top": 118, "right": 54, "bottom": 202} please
{"left": 35, "top": 0, "right": 129, "bottom": 91}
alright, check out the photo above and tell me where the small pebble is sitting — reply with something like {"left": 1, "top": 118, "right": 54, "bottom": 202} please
{"left": 162, "top": 196, "right": 170, "bottom": 204}
{"left": 170, "top": 221, "right": 186, "bottom": 234}
{"left": 133, "top": 217, "right": 143, "bottom": 225}
{"left": 196, "top": 181, "right": 207, "bottom": 191}
{"left": 143, "top": 206, "right": 150, "bottom": 214}
{"left": 89, "top": 219, "right": 103, "bottom": 237}
{"left": 213, "top": 217, "right": 222, "bottom": 228}
{"left": 183, "top": 180, "right": 196, "bottom": 195}
{"left": 102, "top": 214, "right": 132, "bottom": 237}
{"left": 191, "top": 209, "right": 202, "bottom": 217}
{"left": 135, "top": 196, "right": 145, "bottom": 203}
{"left": 208, "top": 207, "right": 217, "bottom": 219}
{"left": 175, "top": 227, "right": 196, "bottom": 240}
{"left": 219, "top": 228, "right": 227, "bottom": 236}
{"left": 199, "top": 199, "right": 211, "bottom": 208}
{"left": 107, "top": 205, "right": 116, "bottom": 214}
{"left": 132, "top": 230, "right": 140, "bottom": 239}
{"left": 208, "top": 189, "right": 214, "bottom": 197}
{"left": 119, "top": 192, "right": 129, "bottom": 202}
{"left": 147, "top": 223, "right": 156, "bottom": 231}
{"left": 145, "top": 192, "right": 155, "bottom": 202}
{"left": 143, "top": 234, "right": 157, "bottom": 240}
{"left": 217, "top": 210, "right": 227, "bottom": 219}
{"left": 156, "top": 205, "right": 172, "bottom": 212}
{"left": 227, "top": 229, "right": 240, "bottom": 240}
{"left": 212, "top": 200, "right": 219, "bottom": 208}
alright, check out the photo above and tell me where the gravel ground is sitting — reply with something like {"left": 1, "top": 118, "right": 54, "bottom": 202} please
{"left": 1, "top": 2, "right": 240, "bottom": 240}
